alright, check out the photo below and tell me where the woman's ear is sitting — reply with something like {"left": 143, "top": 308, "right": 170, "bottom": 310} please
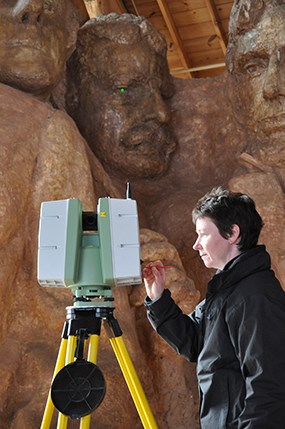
{"left": 228, "top": 224, "right": 240, "bottom": 244}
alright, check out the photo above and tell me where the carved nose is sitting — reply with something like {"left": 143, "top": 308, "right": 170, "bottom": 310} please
{"left": 263, "top": 52, "right": 285, "bottom": 99}
{"left": 155, "top": 94, "right": 171, "bottom": 123}
{"left": 21, "top": 11, "right": 42, "bottom": 25}
{"left": 144, "top": 91, "right": 170, "bottom": 124}
{"left": 13, "top": 0, "right": 44, "bottom": 26}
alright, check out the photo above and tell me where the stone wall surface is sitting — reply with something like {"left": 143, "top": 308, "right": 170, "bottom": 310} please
{"left": 1, "top": 1, "right": 285, "bottom": 429}
{"left": 0, "top": 83, "right": 200, "bottom": 429}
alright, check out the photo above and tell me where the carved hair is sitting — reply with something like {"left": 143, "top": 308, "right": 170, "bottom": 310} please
{"left": 77, "top": 13, "right": 167, "bottom": 56}
{"left": 68, "top": 13, "right": 168, "bottom": 79}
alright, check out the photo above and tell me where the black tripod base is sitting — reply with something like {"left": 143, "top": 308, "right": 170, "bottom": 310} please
{"left": 40, "top": 305, "right": 158, "bottom": 429}
{"left": 51, "top": 359, "right": 106, "bottom": 419}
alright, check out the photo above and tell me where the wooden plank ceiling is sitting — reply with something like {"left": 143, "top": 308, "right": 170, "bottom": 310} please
{"left": 83, "top": 0, "right": 234, "bottom": 78}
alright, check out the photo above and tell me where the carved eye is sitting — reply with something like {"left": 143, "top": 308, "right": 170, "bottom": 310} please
{"left": 116, "top": 86, "right": 128, "bottom": 94}
{"left": 243, "top": 58, "right": 268, "bottom": 77}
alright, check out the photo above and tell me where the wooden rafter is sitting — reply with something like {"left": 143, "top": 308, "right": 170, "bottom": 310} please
{"left": 204, "top": 0, "right": 228, "bottom": 54}
{"left": 83, "top": 0, "right": 126, "bottom": 17}
{"left": 155, "top": 0, "right": 193, "bottom": 78}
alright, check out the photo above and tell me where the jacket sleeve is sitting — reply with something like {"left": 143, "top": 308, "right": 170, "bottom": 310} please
{"left": 145, "top": 289, "right": 201, "bottom": 362}
{"left": 226, "top": 294, "right": 285, "bottom": 429}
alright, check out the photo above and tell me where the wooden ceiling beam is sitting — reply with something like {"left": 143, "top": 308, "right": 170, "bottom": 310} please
{"left": 171, "top": 61, "right": 225, "bottom": 74}
{"left": 204, "top": 0, "right": 227, "bottom": 54}
{"left": 155, "top": 0, "right": 193, "bottom": 78}
{"left": 83, "top": 0, "right": 127, "bottom": 17}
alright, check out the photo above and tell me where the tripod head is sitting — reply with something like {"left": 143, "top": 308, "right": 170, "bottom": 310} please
{"left": 37, "top": 194, "right": 142, "bottom": 307}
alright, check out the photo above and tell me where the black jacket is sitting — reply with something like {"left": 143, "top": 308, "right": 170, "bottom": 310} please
{"left": 145, "top": 246, "right": 285, "bottom": 428}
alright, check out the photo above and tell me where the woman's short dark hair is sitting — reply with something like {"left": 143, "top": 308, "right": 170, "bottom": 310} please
{"left": 192, "top": 187, "right": 264, "bottom": 251}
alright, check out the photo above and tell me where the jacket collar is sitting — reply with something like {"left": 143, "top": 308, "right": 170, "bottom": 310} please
{"left": 207, "top": 245, "right": 270, "bottom": 296}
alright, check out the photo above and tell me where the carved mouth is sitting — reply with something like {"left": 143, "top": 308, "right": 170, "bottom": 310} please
{"left": 6, "top": 39, "right": 48, "bottom": 54}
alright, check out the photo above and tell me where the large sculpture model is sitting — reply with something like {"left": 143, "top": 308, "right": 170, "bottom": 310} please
{"left": 1, "top": 0, "right": 285, "bottom": 428}
{"left": 0, "top": 2, "right": 198, "bottom": 429}
{"left": 226, "top": 0, "right": 285, "bottom": 286}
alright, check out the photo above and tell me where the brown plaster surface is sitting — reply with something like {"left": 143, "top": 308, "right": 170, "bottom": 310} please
{"left": 2, "top": 2, "right": 285, "bottom": 428}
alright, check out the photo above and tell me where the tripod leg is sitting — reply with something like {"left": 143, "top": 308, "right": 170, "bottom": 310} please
{"left": 79, "top": 334, "right": 100, "bottom": 429}
{"left": 56, "top": 335, "right": 77, "bottom": 429}
{"left": 87, "top": 334, "right": 99, "bottom": 363}
{"left": 109, "top": 335, "right": 158, "bottom": 429}
{"left": 40, "top": 337, "right": 68, "bottom": 429}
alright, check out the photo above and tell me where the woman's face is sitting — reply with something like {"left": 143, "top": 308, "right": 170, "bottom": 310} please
{"left": 193, "top": 216, "right": 238, "bottom": 270}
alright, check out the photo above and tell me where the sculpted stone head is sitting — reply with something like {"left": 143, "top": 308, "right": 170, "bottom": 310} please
{"left": 66, "top": 13, "right": 176, "bottom": 179}
{"left": 226, "top": 0, "right": 285, "bottom": 166}
{"left": 0, "top": 0, "right": 87, "bottom": 100}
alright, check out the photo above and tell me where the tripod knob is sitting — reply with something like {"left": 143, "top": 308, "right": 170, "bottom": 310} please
{"left": 51, "top": 359, "right": 106, "bottom": 419}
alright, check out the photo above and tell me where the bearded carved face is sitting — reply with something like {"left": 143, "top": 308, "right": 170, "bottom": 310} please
{"left": 67, "top": 35, "right": 176, "bottom": 179}
{"left": 0, "top": 0, "right": 78, "bottom": 99}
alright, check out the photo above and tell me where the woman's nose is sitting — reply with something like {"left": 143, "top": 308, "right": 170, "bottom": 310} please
{"left": 193, "top": 238, "right": 201, "bottom": 251}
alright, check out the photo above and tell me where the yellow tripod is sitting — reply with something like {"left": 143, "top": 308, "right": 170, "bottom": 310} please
{"left": 40, "top": 305, "right": 158, "bottom": 429}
